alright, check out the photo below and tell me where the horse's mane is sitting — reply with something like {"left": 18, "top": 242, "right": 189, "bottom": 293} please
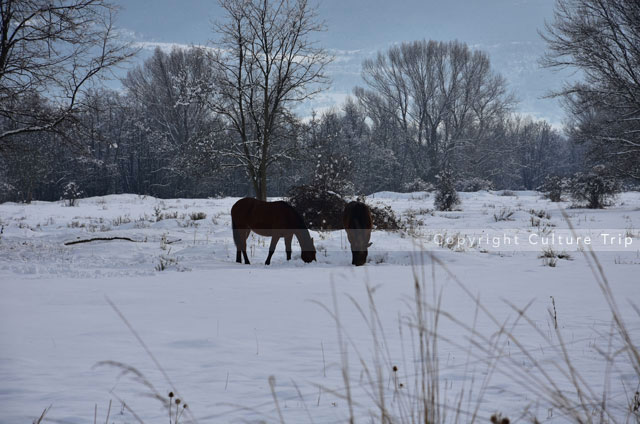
{"left": 275, "top": 201, "right": 308, "bottom": 230}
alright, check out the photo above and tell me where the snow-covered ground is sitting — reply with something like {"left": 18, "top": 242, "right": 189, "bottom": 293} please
{"left": 1, "top": 191, "right": 639, "bottom": 423}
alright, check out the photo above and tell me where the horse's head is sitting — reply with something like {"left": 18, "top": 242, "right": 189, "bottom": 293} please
{"left": 349, "top": 230, "right": 372, "bottom": 266}
{"left": 301, "top": 237, "right": 316, "bottom": 263}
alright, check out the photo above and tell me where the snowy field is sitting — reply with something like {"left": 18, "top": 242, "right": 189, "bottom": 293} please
{"left": 1, "top": 191, "right": 639, "bottom": 423}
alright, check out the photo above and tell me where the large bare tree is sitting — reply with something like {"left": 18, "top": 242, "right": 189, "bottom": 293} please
{"left": 541, "top": 0, "right": 640, "bottom": 179}
{"left": 209, "top": 0, "right": 332, "bottom": 200}
{"left": 355, "top": 40, "right": 513, "bottom": 183}
{"left": 0, "top": 0, "right": 136, "bottom": 147}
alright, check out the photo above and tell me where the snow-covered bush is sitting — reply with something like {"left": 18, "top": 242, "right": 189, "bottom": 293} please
{"left": 62, "top": 182, "right": 83, "bottom": 207}
{"left": 569, "top": 170, "right": 620, "bottom": 209}
{"left": 455, "top": 177, "right": 493, "bottom": 192}
{"left": 368, "top": 203, "right": 402, "bottom": 230}
{"left": 402, "top": 178, "right": 434, "bottom": 193}
{"left": 434, "top": 169, "right": 460, "bottom": 211}
{"left": 311, "top": 153, "right": 355, "bottom": 196}
{"left": 287, "top": 186, "right": 402, "bottom": 231}
{"left": 493, "top": 207, "right": 515, "bottom": 222}
{"left": 538, "top": 175, "right": 568, "bottom": 202}
{"left": 189, "top": 211, "right": 207, "bottom": 221}
{"left": 287, "top": 185, "right": 346, "bottom": 230}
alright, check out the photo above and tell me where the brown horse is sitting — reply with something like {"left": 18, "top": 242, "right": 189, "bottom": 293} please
{"left": 343, "top": 201, "right": 373, "bottom": 266}
{"left": 231, "top": 198, "right": 316, "bottom": 265}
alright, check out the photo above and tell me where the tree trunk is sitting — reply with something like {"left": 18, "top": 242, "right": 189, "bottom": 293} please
{"left": 257, "top": 161, "right": 268, "bottom": 201}
{"left": 251, "top": 176, "right": 261, "bottom": 200}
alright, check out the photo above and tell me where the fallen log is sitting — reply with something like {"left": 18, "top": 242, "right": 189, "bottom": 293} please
{"left": 64, "top": 236, "right": 138, "bottom": 246}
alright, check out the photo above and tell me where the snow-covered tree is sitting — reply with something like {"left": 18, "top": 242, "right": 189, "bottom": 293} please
{"left": 123, "top": 47, "right": 223, "bottom": 196}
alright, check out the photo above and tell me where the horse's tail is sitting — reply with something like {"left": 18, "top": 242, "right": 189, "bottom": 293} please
{"left": 231, "top": 216, "right": 242, "bottom": 249}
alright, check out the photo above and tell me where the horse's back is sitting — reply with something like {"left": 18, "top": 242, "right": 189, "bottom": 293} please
{"left": 343, "top": 201, "right": 372, "bottom": 230}
{"left": 231, "top": 198, "right": 301, "bottom": 232}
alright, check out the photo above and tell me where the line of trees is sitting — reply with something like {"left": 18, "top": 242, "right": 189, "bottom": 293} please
{"left": 0, "top": 0, "right": 637, "bottom": 203}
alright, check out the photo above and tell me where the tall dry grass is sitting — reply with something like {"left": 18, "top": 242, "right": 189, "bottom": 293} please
{"left": 312, "top": 223, "right": 639, "bottom": 423}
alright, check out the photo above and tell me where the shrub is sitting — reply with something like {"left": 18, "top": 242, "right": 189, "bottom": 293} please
{"left": 455, "top": 177, "right": 493, "bottom": 192}
{"left": 368, "top": 203, "right": 402, "bottom": 230}
{"left": 287, "top": 185, "right": 346, "bottom": 230}
{"left": 287, "top": 186, "right": 403, "bottom": 231}
{"left": 529, "top": 209, "right": 551, "bottom": 220}
{"left": 569, "top": 170, "right": 620, "bottom": 208}
{"left": 493, "top": 207, "right": 515, "bottom": 222}
{"left": 539, "top": 246, "right": 572, "bottom": 267}
{"left": 434, "top": 169, "right": 460, "bottom": 211}
{"left": 189, "top": 211, "right": 207, "bottom": 221}
{"left": 61, "top": 182, "right": 83, "bottom": 206}
{"left": 538, "top": 175, "right": 567, "bottom": 202}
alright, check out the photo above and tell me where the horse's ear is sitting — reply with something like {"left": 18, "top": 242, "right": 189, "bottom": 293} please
{"left": 367, "top": 242, "right": 373, "bottom": 247}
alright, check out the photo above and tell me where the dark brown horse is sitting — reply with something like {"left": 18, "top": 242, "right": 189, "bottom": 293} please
{"left": 231, "top": 198, "right": 316, "bottom": 265}
{"left": 343, "top": 201, "right": 373, "bottom": 266}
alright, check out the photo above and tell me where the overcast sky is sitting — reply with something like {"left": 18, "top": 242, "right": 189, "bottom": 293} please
{"left": 113, "top": 0, "right": 570, "bottom": 126}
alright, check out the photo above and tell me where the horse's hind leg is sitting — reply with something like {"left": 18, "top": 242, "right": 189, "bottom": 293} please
{"left": 285, "top": 234, "right": 293, "bottom": 261}
{"left": 238, "top": 229, "right": 250, "bottom": 264}
{"left": 265, "top": 236, "right": 280, "bottom": 265}
{"left": 233, "top": 219, "right": 248, "bottom": 264}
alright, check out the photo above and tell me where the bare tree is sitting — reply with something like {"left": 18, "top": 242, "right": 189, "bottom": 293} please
{"left": 356, "top": 40, "right": 513, "bottom": 183}
{"left": 0, "top": 0, "right": 136, "bottom": 147}
{"left": 209, "top": 0, "right": 332, "bottom": 200}
{"left": 541, "top": 0, "right": 640, "bottom": 179}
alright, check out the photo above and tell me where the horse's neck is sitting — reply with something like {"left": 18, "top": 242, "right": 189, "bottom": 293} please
{"left": 294, "top": 228, "right": 312, "bottom": 248}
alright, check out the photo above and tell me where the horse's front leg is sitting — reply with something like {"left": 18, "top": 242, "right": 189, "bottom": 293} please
{"left": 265, "top": 236, "right": 280, "bottom": 265}
{"left": 284, "top": 234, "right": 293, "bottom": 261}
